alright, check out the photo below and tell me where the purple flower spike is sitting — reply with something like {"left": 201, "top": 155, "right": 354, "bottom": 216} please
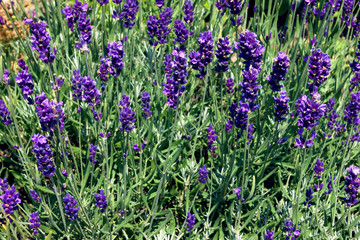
{"left": 112, "top": 0, "right": 139, "bottom": 29}
{"left": 0, "top": 185, "right": 21, "bottom": 220}
{"left": 308, "top": 48, "right": 331, "bottom": 93}
{"left": 186, "top": 212, "right": 196, "bottom": 231}
{"left": 344, "top": 165, "right": 360, "bottom": 206}
{"left": 113, "top": 0, "right": 122, "bottom": 3}
{"left": 147, "top": 7, "right": 174, "bottom": 46}
{"left": 155, "top": 0, "right": 164, "bottom": 8}
{"left": 76, "top": 12, "right": 93, "bottom": 51}
{"left": 234, "top": 187, "right": 241, "bottom": 200}
{"left": 97, "top": 0, "right": 109, "bottom": 5}
{"left": 284, "top": 219, "right": 301, "bottom": 239}
{"left": 141, "top": 92, "right": 151, "bottom": 118}
{"left": 108, "top": 41, "right": 125, "bottom": 77}
{"left": 267, "top": 52, "right": 290, "bottom": 92}
{"left": 226, "top": 78, "right": 235, "bottom": 94}
{"left": 29, "top": 212, "right": 40, "bottom": 235}
{"left": 215, "top": 36, "right": 233, "bottom": 73}
{"left": 0, "top": 99, "right": 12, "bottom": 125}
{"left": 2, "top": 69, "right": 10, "bottom": 85}
{"left": 207, "top": 124, "right": 218, "bottom": 151}
{"left": 0, "top": 177, "right": 9, "bottom": 191}
{"left": 294, "top": 128, "right": 317, "bottom": 148}
{"left": 63, "top": 192, "right": 79, "bottom": 220}
{"left": 240, "top": 65, "right": 262, "bottom": 111}
{"left": 119, "top": 95, "right": 136, "bottom": 132}
{"left": 303, "top": 187, "right": 314, "bottom": 207}
{"left": 184, "top": 0, "right": 194, "bottom": 24}
{"left": 31, "top": 134, "right": 56, "bottom": 177}
{"left": 29, "top": 190, "right": 41, "bottom": 203}
{"left": 350, "top": 72, "right": 360, "bottom": 92}
{"left": 344, "top": 92, "right": 360, "bottom": 125}
{"left": 173, "top": 20, "right": 192, "bottom": 48}
{"left": 265, "top": 230, "right": 274, "bottom": 240}
{"left": 229, "top": 100, "right": 249, "bottom": 131}
{"left": 23, "top": 19, "right": 56, "bottom": 64}
{"left": 133, "top": 144, "right": 140, "bottom": 151}
{"left": 62, "top": 0, "right": 87, "bottom": 31}
{"left": 15, "top": 61, "right": 34, "bottom": 103}
{"left": 295, "top": 93, "right": 326, "bottom": 130}
{"left": 94, "top": 189, "right": 108, "bottom": 213}
{"left": 198, "top": 165, "right": 209, "bottom": 184}
{"left": 273, "top": 91, "right": 290, "bottom": 122}
{"left": 89, "top": 144, "right": 98, "bottom": 164}
{"left": 313, "top": 159, "right": 324, "bottom": 179}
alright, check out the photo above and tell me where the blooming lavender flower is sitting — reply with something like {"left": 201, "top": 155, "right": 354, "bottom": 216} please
{"left": 350, "top": 72, "right": 360, "bottom": 92}
{"left": 294, "top": 128, "right": 317, "bottom": 148}
{"left": 173, "top": 20, "right": 192, "bottom": 48}
{"left": 215, "top": 36, "right": 233, "bottom": 73}
{"left": 62, "top": 0, "right": 87, "bottom": 31}
{"left": 112, "top": 0, "right": 139, "bottom": 29}
{"left": 0, "top": 178, "right": 8, "bottom": 192}
{"left": 229, "top": 100, "right": 249, "bottom": 132}
{"left": 97, "top": 0, "right": 109, "bottom": 5}
{"left": 29, "top": 190, "right": 41, "bottom": 203}
{"left": 35, "top": 92, "right": 66, "bottom": 132}
{"left": 163, "top": 50, "right": 188, "bottom": 108}
{"left": 226, "top": 78, "right": 235, "bottom": 94}
{"left": 29, "top": 212, "right": 40, "bottom": 235}
{"left": 0, "top": 99, "right": 12, "bottom": 125}
{"left": 278, "top": 26, "right": 288, "bottom": 41}
{"left": 308, "top": 48, "right": 331, "bottom": 92}
{"left": 303, "top": 187, "right": 314, "bottom": 207}
{"left": 226, "top": 0, "right": 244, "bottom": 26}
{"left": 23, "top": 19, "right": 56, "bottom": 64}
{"left": 267, "top": 52, "right": 290, "bottom": 92}
{"left": 0, "top": 185, "right": 21, "bottom": 220}
{"left": 183, "top": 0, "right": 194, "bottom": 24}
{"left": 234, "top": 187, "right": 241, "bottom": 200}
{"left": 235, "top": 30, "right": 265, "bottom": 71}
{"left": 265, "top": 230, "right": 274, "bottom": 240}
{"left": 344, "top": 92, "right": 360, "bottom": 125}
{"left": 71, "top": 70, "right": 83, "bottom": 101}
{"left": 284, "top": 219, "right": 300, "bottom": 240}
{"left": 198, "top": 165, "right": 208, "bottom": 184}
{"left": 225, "top": 120, "right": 233, "bottom": 133}
{"left": 77, "top": 12, "right": 93, "bottom": 50}
{"left": 0, "top": 16, "right": 6, "bottom": 25}
{"left": 313, "top": 159, "right": 324, "bottom": 179}
{"left": 147, "top": 7, "right": 174, "bottom": 46}
{"left": 89, "top": 144, "right": 97, "bottom": 164}
{"left": 94, "top": 189, "right": 108, "bottom": 213}
{"left": 207, "top": 124, "right": 218, "bottom": 151}
{"left": 31, "top": 134, "right": 56, "bottom": 177}
{"left": 186, "top": 212, "right": 196, "bottom": 231}
{"left": 119, "top": 95, "right": 136, "bottom": 132}
{"left": 155, "top": 0, "right": 164, "bottom": 8}
{"left": 189, "top": 31, "right": 214, "bottom": 79}
{"left": 344, "top": 165, "right": 360, "bottom": 206}
{"left": 141, "top": 92, "right": 151, "bottom": 118}
{"left": 133, "top": 144, "right": 140, "bottom": 151}
{"left": 98, "top": 57, "right": 111, "bottom": 86}
{"left": 15, "top": 63, "right": 34, "bottom": 103}
{"left": 216, "top": 0, "right": 227, "bottom": 15}
{"left": 325, "top": 177, "right": 335, "bottom": 195}
{"left": 81, "top": 76, "right": 101, "bottom": 106}
{"left": 240, "top": 66, "right": 262, "bottom": 111}
{"left": 1, "top": 69, "right": 10, "bottom": 85}
{"left": 295, "top": 93, "right": 326, "bottom": 130}
{"left": 113, "top": 0, "right": 122, "bottom": 3}
{"left": 63, "top": 192, "right": 79, "bottom": 220}
{"left": 108, "top": 41, "right": 125, "bottom": 77}
{"left": 273, "top": 91, "right": 290, "bottom": 122}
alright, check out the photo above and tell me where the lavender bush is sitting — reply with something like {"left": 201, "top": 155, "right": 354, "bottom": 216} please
{"left": 0, "top": 0, "right": 360, "bottom": 239}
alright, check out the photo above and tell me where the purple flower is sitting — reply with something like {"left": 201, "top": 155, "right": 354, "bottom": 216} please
{"left": 226, "top": 0, "right": 244, "bottom": 15}
{"left": 295, "top": 93, "right": 326, "bottom": 130}
{"left": 216, "top": 0, "right": 227, "bottom": 15}
{"left": 198, "top": 165, "right": 208, "bottom": 184}
{"left": 89, "top": 144, "right": 97, "bottom": 164}
{"left": 225, "top": 120, "right": 233, "bottom": 133}
{"left": 77, "top": 12, "right": 93, "bottom": 50}
{"left": 94, "top": 189, "right": 108, "bottom": 213}
{"left": 313, "top": 159, "right": 324, "bottom": 179}
{"left": 119, "top": 95, "right": 136, "bottom": 132}
{"left": 344, "top": 92, "right": 360, "bottom": 125}
{"left": 265, "top": 31, "right": 272, "bottom": 42}
{"left": 97, "top": 0, "right": 109, "bottom": 5}
{"left": 0, "top": 177, "right": 9, "bottom": 192}
{"left": 183, "top": 0, "right": 194, "bottom": 24}
{"left": 278, "top": 26, "right": 288, "bottom": 41}
{"left": 155, "top": 0, "right": 164, "bottom": 8}
{"left": 344, "top": 165, "right": 360, "bottom": 206}
{"left": 112, "top": 0, "right": 139, "bottom": 29}
{"left": 189, "top": 31, "right": 214, "bottom": 79}
{"left": 163, "top": 50, "right": 188, "bottom": 108}
{"left": 108, "top": 41, "right": 125, "bottom": 77}
{"left": 23, "top": 19, "right": 56, "bottom": 64}
{"left": 29, "top": 212, "right": 40, "bottom": 235}
{"left": 63, "top": 192, "right": 79, "bottom": 220}
{"left": 350, "top": 72, "right": 360, "bottom": 92}
{"left": 141, "top": 92, "right": 151, "bottom": 118}
{"left": 0, "top": 185, "right": 21, "bottom": 218}
{"left": 267, "top": 52, "right": 290, "bottom": 92}
{"left": 113, "top": 0, "right": 122, "bottom": 3}
{"left": 240, "top": 66, "right": 262, "bottom": 111}
{"left": 71, "top": 70, "right": 83, "bottom": 100}
{"left": 15, "top": 61, "right": 34, "bottom": 103}
{"left": 308, "top": 48, "right": 331, "bottom": 92}
{"left": 186, "top": 212, "right": 196, "bottom": 231}
{"left": 294, "top": 128, "right": 317, "bottom": 148}
{"left": 133, "top": 144, "right": 140, "bottom": 151}
{"left": 98, "top": 57, "right": 111, "bottom": 84}
{"left": 303, "top": 187, "right": 314, "bottom": 207}
{"left": 0, "top": 99, "right": 12, "bottom": 125}
{"left": 147, "top": 7, "right": 174, "bottom": 46}
{"left": 173, "top": 20, "right": 192, "bottom": 47}
{"left": 226, "top": 78, "right": 235, "bottom": 94}
{"left": 0, "top": 16, "right": 7, "bottom": 25}
{"left": 229, "top": 100, "right": 249, "bottom": 132}
{"left": 61, "top": 170, "right": 68, "bottom": 177}
{"left": 29, "top": 190, "right": 41, "bottom": 203}
{"left": 215, "top": 36, "right": 233, "bottom": 73}
{"left": 31, "top": 134, "right": 56, "bottom": 177}
{"left": 61, "top": 0, "right": 87, "bottom": 31}
{"left": 2, "top": 69, "right": 10, "bottom": 84}
{"left": 35, "top": 92, "right": 66, "bottom": 132}
{"left": 81, "top": 76, "right": 101, "bottom": 106}
{"left": 324, "top": 177, "right": 335, "bottom": 195}
{"left": 234, "top": 30, "right": 265, "bottom": 70}
{"left": 273, "top": 91, "right": 290, "bottom": 122}
{"left": 234, "top": 187, "right": 241, "bottom": 200}
{"left": 284, "top": 219, "right": 300, "bottom": 239}
{"left": 207, "top": 124, "right": 218, "bottom": 151}
{"left": 265, "top": 230, "right": 274, "bottom": 240}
